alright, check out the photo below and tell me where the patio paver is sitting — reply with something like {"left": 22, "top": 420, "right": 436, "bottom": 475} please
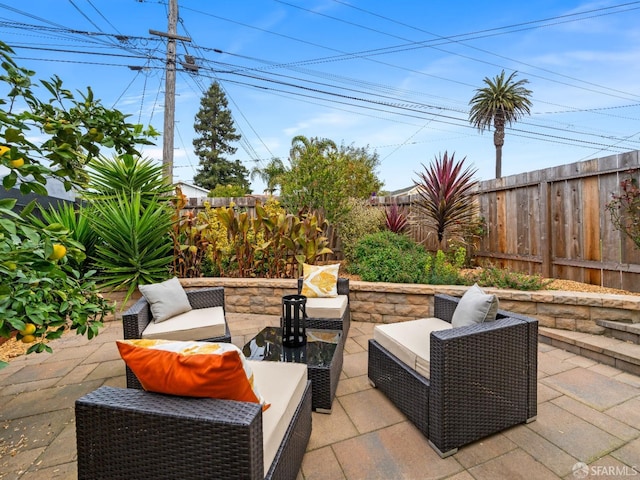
{"left": 1, "top": 314, "right": 640, "bottom": 479}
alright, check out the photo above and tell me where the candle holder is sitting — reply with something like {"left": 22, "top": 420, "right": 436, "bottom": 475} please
{"left": 281, "top": 294, "right": 307, "bottom": 347}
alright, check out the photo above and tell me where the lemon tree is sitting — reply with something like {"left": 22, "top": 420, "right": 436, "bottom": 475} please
{"left": 0, "top": 41, "right": 158, "bottom": 364}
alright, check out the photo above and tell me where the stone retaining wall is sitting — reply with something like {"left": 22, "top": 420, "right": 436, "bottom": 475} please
{"left": 180, "top": 278, "right": 640, "bottom": 334}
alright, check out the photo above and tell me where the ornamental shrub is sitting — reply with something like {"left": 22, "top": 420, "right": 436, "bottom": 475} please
{"left": 424, "top": 247, "right": 467, "bottom": 285}
{"left": 336, "top": 198, "right": 385, "bottom": 264}
{"left": 469, "top": 265, "right": 552, "bottom": 291}
{"left": 351, "top": 231, "right": 428, "bottom": 283}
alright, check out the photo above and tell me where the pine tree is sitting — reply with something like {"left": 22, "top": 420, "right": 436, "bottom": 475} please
{"left": 192, "top": 81, "right": 250, "bottom": 191}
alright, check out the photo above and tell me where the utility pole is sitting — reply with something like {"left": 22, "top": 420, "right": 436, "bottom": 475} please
{"left": 150, "top": 0, "right": 191, "bottom": 184}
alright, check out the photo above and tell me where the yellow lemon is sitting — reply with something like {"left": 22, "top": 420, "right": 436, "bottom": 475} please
{"left": 19, "top": 323, "right": 36, "bottom": 336}
{"left": 10, "top": 158, "right": 24, "bottom": 168}
{"left": 21, "top": 334, "right": 36, "bottom": 344}
{"left": 49, "top": 244, "right": 67, "bottom": 261}
{"left": 0, "top": 145, "right": 9, "bottom": 156}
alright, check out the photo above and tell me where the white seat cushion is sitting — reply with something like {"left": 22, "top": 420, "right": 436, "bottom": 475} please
{"left": 250, "top": 361, "right": 307, "bottom": 475}
{"left": 373, "top": 317, "right": 452, "bottom": 379}
{"left": 141, "top": 306, "right": 226, "bottom": 341}
{"left": 305, "top": 295, "right": 348, "bottom": 319}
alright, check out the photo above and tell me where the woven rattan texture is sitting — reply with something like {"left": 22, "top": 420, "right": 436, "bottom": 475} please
{"left": 76, "top": 382, "right": 312, "bottom": 480}
{"left": 368, "top": 293, "right": 537, "bottom": 457}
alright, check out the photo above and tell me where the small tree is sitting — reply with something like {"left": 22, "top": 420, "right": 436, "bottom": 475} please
{"left": 209, "top": 183, "right": 248, "bottom": 198}
{"left": 335, "top": 198, "right": 385, "bottom": 264}
{"left": 413, "top": 151, "right": 479, "bottom": 250}
{"left": 0, "top": 41, "right": 156, "bottom": 358}
{"left": 606, "top": 173, "right": 640, "bottom": 249}
{"left": 280, "top": 135, "right": 383, "bottom": 224}
{"left": 192, "top": 81, "right": 250, "bottom": 191}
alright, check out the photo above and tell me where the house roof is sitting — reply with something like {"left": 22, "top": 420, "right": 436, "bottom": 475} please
{"left": 388, "top": 185, "right": 419, "bottom": 197}
{"left": 176, "top": 181, "right": 209, "bottom": 194}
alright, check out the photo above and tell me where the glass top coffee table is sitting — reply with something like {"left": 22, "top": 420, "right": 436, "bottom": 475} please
{"left": 242, "top": 326, "right": 343, "bottom": 413}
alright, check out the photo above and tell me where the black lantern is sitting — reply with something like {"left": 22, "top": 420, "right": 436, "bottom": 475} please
{"left": 281, "top": 294, "right": 307, "bottom": 347}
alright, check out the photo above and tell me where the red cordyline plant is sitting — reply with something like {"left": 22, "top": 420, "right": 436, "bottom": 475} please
{"left": 413, "top": 151, "right": 479, "bottom": 249}
{"left": 384, "top": 202, "right": 408, "bottom": 233}
{"left": 606, "top": 173, "right": 640, "bottom": 250}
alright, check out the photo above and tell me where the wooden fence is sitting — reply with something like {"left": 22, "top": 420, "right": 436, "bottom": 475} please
{"left": 186, "top": 151, "right": 640, "bottom": 292}
{"left": 372, "top": 151, "right": 640, "bottom": 293}
{"left": 472, "top": 151, "right": 640, "bottom": 292}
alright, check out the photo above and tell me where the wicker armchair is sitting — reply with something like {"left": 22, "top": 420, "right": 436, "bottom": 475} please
{"left": 297, "top": 277, "right": 350, "bottom": 334}
{"left": 122, "top": 286, "right": 231, "bottom": 389}
{"left": 75, "top": 381, "right": 312, "bottom": 480}
{"left": 368, "top": 293, "right": 538, "bottom": 458}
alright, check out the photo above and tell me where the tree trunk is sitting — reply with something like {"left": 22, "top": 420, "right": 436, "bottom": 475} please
{"left": 494, "top": 140, "right": 503, "bottom": 178}
{"left": 493, "top": 118, "right": 505, "bottom": 179}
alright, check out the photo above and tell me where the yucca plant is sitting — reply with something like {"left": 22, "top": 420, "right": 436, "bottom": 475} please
{"left": 84, "top": 153, "right": 174, "bottom": 202}
{"left": 413, "top": 151, "right": 479, "bottom": 250}
{"left": 89, "top": 192, "right": 174, "bottom": 304}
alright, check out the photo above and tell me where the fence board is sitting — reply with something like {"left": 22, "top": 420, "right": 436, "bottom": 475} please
{"left": 497, "top": 190, "right": 507, "bottom": 254}
{"left": 515, "top": 187, "right": 529, "bottom": 256}
{"left": 583, "top": 176, "right": 601, "bottom": 285}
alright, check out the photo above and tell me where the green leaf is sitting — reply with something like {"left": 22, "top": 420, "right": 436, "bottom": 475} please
{"left": 3, "top": 171, "right": 17, "bottom": 189}
{"left": 19, "top": 200, "right": 37, "bottom": 218}
{"left": 29, "top": 183, "right": 48, "bottom": 196}
{"left": 19, "top": 182, "right": 31, "bottom": 194}
{"left": 0, "top": 219, "right": 16, "bottom": 235}
{"left": 0, "top": 198, "right": 17, "bottom": 209}
{"left": 5, "top": 127, "right": 22, "bottom": 142}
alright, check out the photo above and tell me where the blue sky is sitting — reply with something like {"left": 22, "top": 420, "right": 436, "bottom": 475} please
{"left": 2, "top": 1, "right": 640, "bottom": 193}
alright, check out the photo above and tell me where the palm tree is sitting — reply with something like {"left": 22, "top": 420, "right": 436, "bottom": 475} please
{"left": 469, "top": 70, "right": 532, "bottom": 178}
{"left": 250, "top": 157, "right": 286, "bottom": 195}
{"left": 289, "top": 135, "right": 337, "bottom": 161}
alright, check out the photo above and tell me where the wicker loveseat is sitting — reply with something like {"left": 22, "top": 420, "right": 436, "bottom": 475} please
{"left": 297, "top": 277, "right": 350, "bottom": 334}
{"left": 368, "top": 293, "right": 538, "bottom": 458}
{"left": 76, "top": 361, "right": 312, "bottom": 480}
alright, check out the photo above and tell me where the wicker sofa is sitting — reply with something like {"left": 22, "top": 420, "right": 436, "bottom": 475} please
{"left": 368, "top": 293, "right": 538, "bottom": 458}
{"left": 122, "top": 286, "right": 231, "bottom": 389}
{"left": 296, "top": 277, "right": 350, "bottom": 335}
{"left": 76, "top": 362, "right": 312, "bottom": 480}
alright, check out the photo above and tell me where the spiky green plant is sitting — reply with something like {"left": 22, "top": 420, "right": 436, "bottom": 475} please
{"left": 84, "top": 153, "right": 174, "bottom": 203}
{"left": 413, "top": 151, "right": 479, "bottom": 250}
{"left": 89, "top": 192, "right": 174, "bottom": 304}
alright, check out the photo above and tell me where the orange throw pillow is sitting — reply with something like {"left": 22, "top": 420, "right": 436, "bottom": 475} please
{"left": 117, "top": 339, "right": 268, "bottom": 410}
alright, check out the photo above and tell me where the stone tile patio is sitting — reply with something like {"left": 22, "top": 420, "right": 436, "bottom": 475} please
{"left": 1, "top": 313, "right": 639, "bottom": 479}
